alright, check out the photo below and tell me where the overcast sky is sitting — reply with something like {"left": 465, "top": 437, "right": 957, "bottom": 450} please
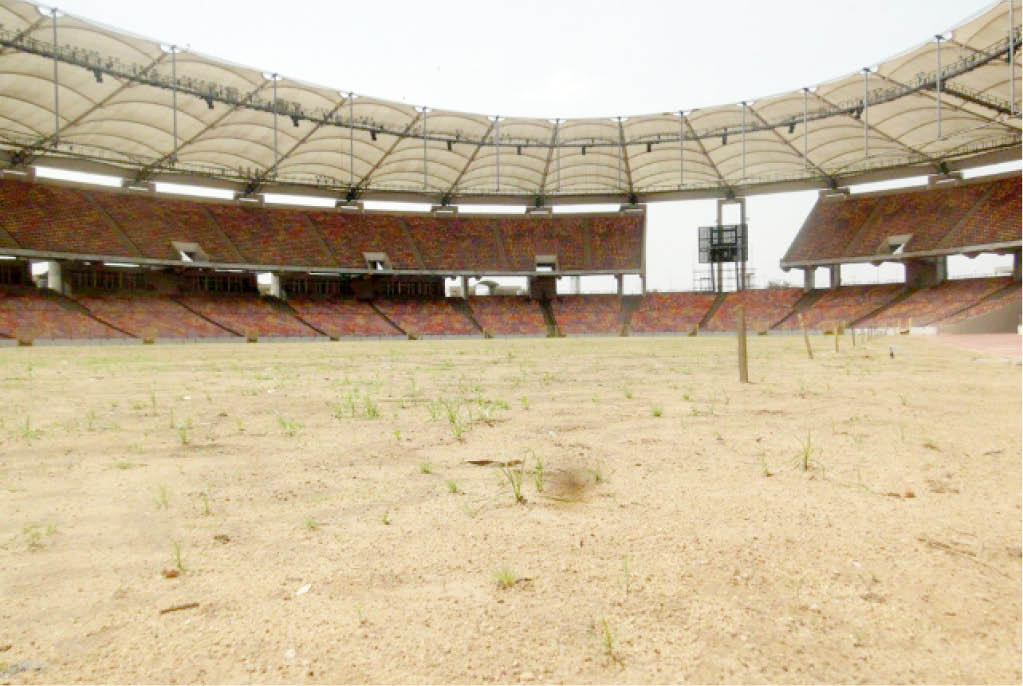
{"left": 41, "top": 0, "right": 1020, "bottom": 290}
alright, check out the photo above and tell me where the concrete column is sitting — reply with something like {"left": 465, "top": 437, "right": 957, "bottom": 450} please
{"left": 802, "top": 267, "right": 816, "bottom": 293}
{"left": 934, "top": 255, "right": 948, "bottom": 284}
{"left": 570, "top": 275, "right": 581, "bottom": 294}
{"left": 43, "top": 260, "right": 62, "bottom": 294}
{"left": 459, "top": 276, "right": 469, "bottom": 299}
{"left": 616, "top": 274, "right": 624, "bottom": 296}
{"left": 266, "top": 273, "right": 282, "bottom": 298}
{"left": 1012, "top": 249, "right": 1021, "bottom": 282}
{"left": 829, "top": 264, "right": 841, "bottom": 289}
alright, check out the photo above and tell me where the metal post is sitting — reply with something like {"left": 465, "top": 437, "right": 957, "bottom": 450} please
{"left": 272, "top": 74, "right": 278, "bottom": 168}
{"left": 863, "top": 68, "right": 870, "bottom": 158}
{"left": 1011, "top": 0, "right": 1017, "bottom": 116}
{"left": 51, "top": 8, "right": 59, "bottom": 146}
{"left": 170, "top": 46, "right": 178, "bottom": 162}
{"left": 495, "top": 116, "right": 501, "bottom": 193}
{"left": 935, "top": 35, "right": 943, "bottom": 140}
{"left": 740, "top": 102, "right": 746, "bottom": 178}
{"left": 348, "top": 92, "right": 354, "bottom": 187}
{"left": 554, "top": 119, "right": 561, "bottom": 193}
{"left": 802, "top": 88, "right": 808, "bottom": 169}
{"left": 679, "top": 110, "right": 685, "bottom": 188}
{"left": 617, "top": 116, "right": 622, "bottom": 191}
{"left": 422, "top": 107, "right": 428, "bottom": 190}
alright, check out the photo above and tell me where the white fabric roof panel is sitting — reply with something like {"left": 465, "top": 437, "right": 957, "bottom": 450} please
{"left": 0, "top": 0, "right": 1018, "bottom": 204}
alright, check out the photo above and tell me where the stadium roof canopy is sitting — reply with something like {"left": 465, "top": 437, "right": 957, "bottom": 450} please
{"left": 0, "top": 0, "right": 1019, "bottom": 206}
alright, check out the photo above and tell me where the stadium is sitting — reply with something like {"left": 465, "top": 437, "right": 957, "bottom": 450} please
{"left": 0, "top": 0, "right": 1020, "bottom": 682}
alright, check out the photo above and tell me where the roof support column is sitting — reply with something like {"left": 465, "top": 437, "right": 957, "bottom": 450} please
{"left": 740, "top": 101, "right": 747, "bottom": 179}
{"left": 679, "top": 110, "right": 685, "bottom": 188}
{"left": 1011, "top": 0, "right": 1017, "bottom": 116}
{"left": 348, "top": 92, "right": 355, "bottom": 188}
{"left": 272, "top": 73, "right": 279, "bottom": 168}
{"left": 935, "top": 34, "right": 944, "bottom": 140}
{"left": 421, "top": 106, "right": 429, "bottom": 191}
{"left": 802, "top": 88, "right": 809, "bottom": 170}
{"left": 170, "top": 45, "right": 178, "bottom": 162}
{"left": 494, "top": 116, "right": 501, "bottom": 193}
{"left": 51, "top": 8, "right": 59, "bottom": 146}
{"left": 863, "top": 68, "right": 870, "bottom": 158}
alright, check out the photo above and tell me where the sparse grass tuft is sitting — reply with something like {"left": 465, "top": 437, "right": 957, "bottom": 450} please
{"left": 793, "top": 432, "right": 823, "bottom": 472}
{"left": 495, "top": 565, "right": 518, "bottom": 589}
{"left": 277, "top": 415, "right": 302, "bottom": 437}
{"left": 304, "top": 517, "right": 320, "bottom": 531}
{"left": 419, "top": 462, "right": 434, "bottom": 475}
{"left": 598, "top": 616, "right": 622, "bottom": 664}
{"left": 500, "top": 461, "right": 526, "bottom": 503}
{"left": 381, "top": 510, "right": 391, "bottom": 526}
{"left": 171, "top": 540, "right": 185, "bottom": 571}
{"left": 651, "top": 406, "right": 663, "bottom": 417}
{"left": 155, "top": 485, "right": 170, "bottom": 509}
{"left": 445, "top": 479, "right": 459, "bottom": 494}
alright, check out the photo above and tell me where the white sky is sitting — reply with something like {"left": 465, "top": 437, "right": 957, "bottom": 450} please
{"left": 37, "top": 0, "right": 1021, "bottom": 291}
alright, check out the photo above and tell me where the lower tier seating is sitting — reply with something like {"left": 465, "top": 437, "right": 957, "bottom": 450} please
{"left": 467, "top": 296, "right": 548, "bottom": 336}
{"left": 0, "top": 288, "right": 127, "bottom": 340}
{"left": 775, "top": 284, "right": 905, "bottom": 331}
{"left": 858, "top": 277, "right": 1012, "bottom": 328}
{"left": 629, "top": 292, "right": 717, "bottom": 333}
{"left": 175, "top": 294, "right": 319, "bottom": 337}
{"left": 935, "top": 284, "right": 1022, "bottom": 326}
{"left": 703, "top": 288, "right": 803, "bottom": 332}
{"left": 373, "top": 299, "right": 478, "bottom": 336}
{"left": 550, "top": 295, "right": 622, "bottom": 335}
{"left": 287, "top": 297, "right": 402, "bottom": 337}
{"left": 75, "top": 294, "right": 232, "bottom": 338}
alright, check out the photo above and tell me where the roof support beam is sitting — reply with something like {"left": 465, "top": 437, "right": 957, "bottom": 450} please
{"left": 812, "top": 90, "right": 940, "bottom": 169}
{"left": 9, "top": 53, "right": 169, "bottom": 169}
{"left": 617, "top": 117, "right": 635, "bottom": 198}
{"left": 133, "top": 79, "right": 272, "bottom": 184}
{"left": 874, "top": 71, "right": 1019, "bottom": 127}
{"left": 352, "top": 113, "right": 423, "bottom": 196}
{"left": 442, "top": 121, "right": 496, "bottom": 202}
{"left": 683, "top": 115, "right": 735, "bottom": 197}
{"left": 241, "top": 94, "right": 353, "bottom": 196}
{"left": 746, "top": 102, "right": 836, "bottom": 186}
{"left": 537, "top": 120, "right": 560, "bottom": 201}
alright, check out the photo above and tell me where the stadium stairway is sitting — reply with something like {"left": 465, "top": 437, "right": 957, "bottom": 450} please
{"left": 772, "top": 289, "right": 826, "bottom": 330}
{"left": 620, "top": 295, "right": 643, "bottom": 336}
{"left": 169, "top": 297, "right": 242, "bottom": 337}
{"left": 848, "top": 286, "right": 918, "bottom": 328}
{"left": 539, "top": 299, "right": 561, "bottom": 337}
{"left": 367, "top": 301, "right": 411, "bottom": 338}
{"left": 697, "top": 293, "right": 727, "bottom": 331}
{"left": 448, "top": 299, "right": 487, "bottom": 337}
{"left": 265, "top": 296, "right": 330, "bottom": 337}
{"left": 49, "top": 291, "right": 136, "bottom": 338}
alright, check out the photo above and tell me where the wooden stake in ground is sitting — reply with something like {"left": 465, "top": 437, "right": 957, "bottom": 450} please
{"left": 834, "top": 321, "right": 840, "bottom": 353}
{"left": 850, "top": 324, "right": 855, "bottom": 347}
{"left": 799, "top": 313, "right": 813, "bottom": 360}
{"left": 737, "top": 304, "right": 749, "bottom": 383}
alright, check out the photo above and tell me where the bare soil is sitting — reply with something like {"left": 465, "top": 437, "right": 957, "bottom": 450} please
{"left": 1, "top": 334, "right": 1020, "bottom": 684}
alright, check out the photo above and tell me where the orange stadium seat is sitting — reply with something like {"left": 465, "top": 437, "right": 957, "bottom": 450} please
{"left": 467, "top": 296, "right": 547, "bottom": 336}
{"left": 373, "top": 299, "right": 478, "bottom": 336}
{"left": 74, "top": 294, "right": 232, "bottom": 338}
{"left": 175, "top": 294, "right": 319, "bottom": 337}
{"left": 550, "top": 295, "right": 622, "bottom": 335}
{"left": 774, "top": 284, "right": 904, "bottom": 331}
{"left": 287, "top": 297, "right": 402, "bottom": 337}
{"left": 629, "top": 292, "right": 717, "bottom": 333}
{"left": 703, "top": 288, "right": 802, "bottom": 332}
{"left": 0, "top": 287, "right": 127, "bottom": 340}
{"left": 858, "top": 277, "right": 1013, "bottom": 328}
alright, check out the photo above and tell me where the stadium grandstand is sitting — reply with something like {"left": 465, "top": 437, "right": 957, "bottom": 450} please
{"left": 0, "top": 0, "right": 1018, "bottom": 343}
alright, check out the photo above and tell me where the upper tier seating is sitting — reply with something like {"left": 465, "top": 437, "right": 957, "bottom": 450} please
{"left": 703, "top": 288, "right": 803, "bottom": 332}
{"left": 405, "top": 216, "right": 505, "bottom": 272}
{"left": 373, "top": 299, "right": 478, "bottom": 336}
{"left": 0, "top": 180, "right": 139, "bottom": 256}
{"left": 287, "top": 297, "right": 402, "bottom": 337}
{"left": 90, "top": 193, "right": 242, "bottom": 262}
{"left": 0, "top": 179, "right": 644, "bottom": 273}
{"left": 175, "top": 294, "right": 319, "bottom": 337}
{"left": 74, "top": 294, "right": 231, "bottom": 338}
{"left": 0, "top": 287, "right": 126, "bottom": 340}
{"left": 467, "top": 296, "right": 548, "bottom": 336}
{"left": 629, "top": 292, "right": 717, "bottom": 333}
{"left": 204, "top": 205, "right": 337, "bottom": 266}
{"left": 783, "top": 176, "right": 1021, "bottom": 263}
{"left": 550, "top": 295, "right": 622, "bottom": 335}
{"left": 858, "top": 277, "right": 1012, "bottom": 328}
{"left": 775, "top": 284, "right": 905, "bottom": 331}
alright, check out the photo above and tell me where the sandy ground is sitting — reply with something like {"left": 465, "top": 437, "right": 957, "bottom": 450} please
{"left": 933, "top": 333, "right": 1022, "bottom": 361}
{"left": 1, "top": 333, "right": 1020, "bottom": 684}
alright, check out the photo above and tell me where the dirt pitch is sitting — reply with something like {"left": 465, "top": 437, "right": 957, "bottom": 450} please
{"left": 1, "top": 334, "right": 1020, "bottom": 684}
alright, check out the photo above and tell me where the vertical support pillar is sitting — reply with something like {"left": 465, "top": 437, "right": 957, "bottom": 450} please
{"left": 43, "top": 260, "right": 62, "bottom": 294}
{"left": 616, "top": 274, "right": 623, "bottom": 297}
{"left": 266, "top": 273, "right": 282, "bottom": 299}
{"left": 863, "top": 68, "right": 870, "bottom": 158}
{"left": 803, "top": 267, "right": 816, "bottom": 293}
{"left": 829, "top": 264, "right": 841, "bottom": 289}
{"left": 934, "top": 255, "right": 948, "bottom": 284}
{"left": 459, "top": 275, "right": 468, "bottom": 299}
{"left": 170, "top": 45, "right": 178, "bottom": 162}
{"left": 802, "top": 88, "right": 809, "bottom": 169}
{"left": 348, "top": 92, "right": 355, "bottom": 188}
{"left": 935, "top": 35, "right": 943, "bottom": 140}
{"left": 1011, "top": 0, "right": 1017, "bottom": 117}
{"left": 737, "top": 304, "right": 749, "bottom": 383}
{"left": 272, "top": 73, "right": 279, "bottom": 168}
{"left": 1012, "top": 248, "right": 1021, "bottom": 282}
{"left": 570, "top": 275, "right": 581, "bottom": 294}
{"left": 51, "top": 8, "right": 59, "bottom": 146}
